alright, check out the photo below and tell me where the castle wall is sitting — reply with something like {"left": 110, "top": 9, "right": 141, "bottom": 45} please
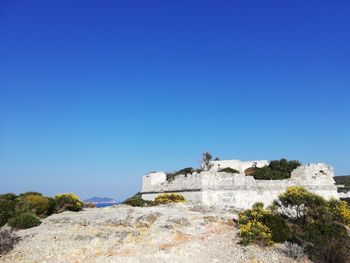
{"left": 209, "top": 160, "right": 269, "bottom": 173}
{"left": 201, "top": 189, "right": 286, "bottom": 209}
{"left": 142, "top": 172, "right": 202, "bottom": 193}
{"left": 141, "top": 162, "right": 339, "bottom": 209}
{"left": 142, "top": 172, "right": 167, "bottom": 192}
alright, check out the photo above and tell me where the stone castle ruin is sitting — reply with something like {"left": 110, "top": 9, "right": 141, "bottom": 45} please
{"left": 141, "top": 159, "right": 339, "bottom": 209}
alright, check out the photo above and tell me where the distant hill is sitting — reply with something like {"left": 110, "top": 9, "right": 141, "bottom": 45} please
{"left": 84, "top": 197, "right": 118, "bottom": 203}
{"left": 334, "top": 175, "right": 350, "bottom": 193}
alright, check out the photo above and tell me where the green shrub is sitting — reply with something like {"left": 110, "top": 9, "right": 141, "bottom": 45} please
{"left": 262, "top": 213, "right": 290, "bottom": 242}
{"left": 0, "top": 198, "right": 16, "bottom": 227}
{"left": 276, "top": 187, "right": 350, "bottom": 262}
{"left": 166, "top": 167, "right": 197, "bottom": 181}
{"left": 18, "top": 194, "right": 49, "bottom": 217}
{"left": 277, "top": 186, "right": 327, "bottom": 222}
{"left": 249, "top": 159, "right": 301, "bottom": 180}
{"left": 303, "top": 222, "right": 350, "bottom": 263}
{"left": 238, "top": 202, "right": 288, "bottom": 245}
{"left": 238, "top": 202, "right": 269, "bottom": 225}
{"left": 1, "top": 193, "right": 51, "bottom": 227}
{"left": 340, "top": 197, "right": 350, "bottom": 205}
{"left": 1, "top": 191, "right": 84, "bottom": 230}
{"left": 239, "top": 187, "right": 350, "bottom": 262}
{"left": 0, "top": 193, "right": 17, "bottom": 202}
{"left": 155, "top": 193, "right": 185, "bottom": 204}
{"left": 269, "top": 159, "right": 301, "bottom": 174}
{"left": 8, "top": 212, "right": 41, "bottom": 229}
{"left": 46, "top": 197, "right": 57, "bottom": 216}
{"left": 123, "top": 193, "right": 155, "bottom": 207}
{"left": 239, "top": 220, "right": 273, "bottom": 246}
{"left": 327, "top": 198, "right": 350, "bottom": 227}
{"left": 1, "top": 191, "right": 85, "bottom": 229}
{"left": 334, "top": 175, "right": 350, "bottom": 193}
{"left": 55, "top": 193, "right": 83, "bottom": 212}
{"left": 0, "top": 193, "right": 17, "bottom": 227}
{"left": 220, "top": 167, "right": 240, "bottom": 174}
{"left": 19, "top": 192, "right": 43, "bottom": 197}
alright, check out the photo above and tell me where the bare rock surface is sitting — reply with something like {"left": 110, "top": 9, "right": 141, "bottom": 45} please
{"left": 0, "top": 204, "right": 310, "bottom": 263}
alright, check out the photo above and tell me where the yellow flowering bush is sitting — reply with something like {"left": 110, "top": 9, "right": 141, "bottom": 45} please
{"left": 238, "top": 202, "right": 270, "bottom": 224}
{"left": 239, "top": 220, "right": 273, "bottom": 246}
{"left": 328, "top": 199, "right": 350, "bottom": 227}
{"left": 154, "top": 193, "right": 185, "bottom": 204}
{"left": 278, "top": 186, "right": 326, "bottom": 222}
{"left": 20, "top": 194, "right": 49, "bottom": 217}
{"left": 273, "top": 187, "right": 350, "bottom": 262}
{"left": 238, "top": 202, "right": 290, "bottom": 245}
{"left": 55, "top": 193, "right": 83, "bottom": 212}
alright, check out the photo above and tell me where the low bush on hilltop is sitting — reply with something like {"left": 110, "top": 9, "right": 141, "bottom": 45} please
{"left": 46, "top": 197, "right": 58, "bottom": 215}
{"left": 123, "top": 193, "right": 185, "bottom": 206}
{"left": 246, "top": 159, "right": 301, "bottom": 180}
{"left": 166, "top": 167, "right": 199, "bottom": 181}
{"left": 238, "top": 203, "right": 290, "bottom": 245}
{"left": 16, "top": 193, "right": 50, "bottom": 217}
{"left": 0, "top": 195, "right": 16, "bottom": 227}
{"left": 8, "top": 212, "right": 41, "bottom": 229}
{"left": 155, "top": 193, "right": 185, "bottom": 204}
{"left": 238, "top": 187, "right": 350, "bottom": 263}
{"left": 123, "top": 192, "right": 155, "bottom": 207}
{"left": 55, "top": 193, "right": 83, "bottom": 212}
{"left": 0, "top": 192, "right": 83, "bottom": 230}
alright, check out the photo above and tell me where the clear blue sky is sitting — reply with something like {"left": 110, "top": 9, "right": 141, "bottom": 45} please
{"left": 0, "top": 1, "right": 349, "bottom": 200}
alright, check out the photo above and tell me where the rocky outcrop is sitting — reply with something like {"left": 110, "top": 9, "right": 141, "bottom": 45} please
{"left": 0, "top": 204, "right": 310, "bottom": 263}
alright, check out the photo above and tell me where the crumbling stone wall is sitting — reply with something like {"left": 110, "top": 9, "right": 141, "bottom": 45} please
{"left": 141, "top": 162, "right": 339, "bottom": 209}
{"left": 209, "top": 160, "right": 270, "bottom": 173}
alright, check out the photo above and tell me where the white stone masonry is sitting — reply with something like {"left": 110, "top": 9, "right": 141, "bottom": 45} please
{"left": 141, "top": 160, "right": 339, "bottom": 209}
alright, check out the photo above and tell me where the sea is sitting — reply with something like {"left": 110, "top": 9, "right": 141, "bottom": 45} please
{"left": 95, "top": 202, "right": 120, "bottom": 208}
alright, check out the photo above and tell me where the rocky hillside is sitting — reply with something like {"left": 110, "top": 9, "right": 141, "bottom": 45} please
{"left": 0, "top": 204, "right": 310, "bottom": 263}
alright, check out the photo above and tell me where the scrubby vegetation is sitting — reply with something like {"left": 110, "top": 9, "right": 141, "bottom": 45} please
{"left": 123, "top": 192, "right": 155, "bottom": 207}
{"left": 8, "top": 212, "right": 41, "bottom": 229}
{"left": 0, "top": 192, "right": 84, "bottom": 230}
{"left": 238, "top": 202, "right": 290, "bottom": 245}
{"left": 154, "top": 193, "right": 185, "bottom": 204}
{"left": 246, "top": 159, "right": 301, "bottom": 180}
{"left": 46, "top": 197, "right": 58, "bottom": 215}
{"left": 220, "top": 167, "right": 240, "bottom": 174}
{"left": 166, "top": 167, "right": 199, "bottom": 181}
{"left": 0, "top": 229, "right": 20, "bottom": 255}
{"left": 123, "top": 193, "right": 186, "bottom": 206}
{"left": 334, "top": 175, "right": 350, "bottom": 193}
{"left": 238, "top": 187, "right": 350, "bottom": 263}
{"left": 55, "top": 193, "right": 83, "bottom": 212}
{"left": 17, "top": 193, "right": 50, "bottom": 217}
{"left": 341, "top": 197, "right": 350, "bottom": 205}
{"left": 0, "top": 194, "right": 16, "bottom": 227}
